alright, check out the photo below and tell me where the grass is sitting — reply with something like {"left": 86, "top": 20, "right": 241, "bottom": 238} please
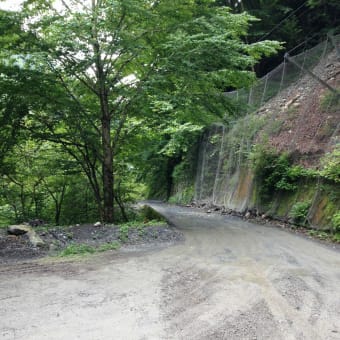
{"left": 97, "top": 241, "right": 121, "bottom": 252}
{"left": 58, "top": 241, "right": 120, "bottom": 257}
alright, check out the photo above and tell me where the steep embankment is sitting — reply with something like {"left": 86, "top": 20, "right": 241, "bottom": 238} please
{"left": 172, "top": 46, "right": 340, "bottom": 230}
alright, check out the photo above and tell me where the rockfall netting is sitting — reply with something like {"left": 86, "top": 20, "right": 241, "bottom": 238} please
{"left": 195, "top": 33, "right": 340, "bottom": 213}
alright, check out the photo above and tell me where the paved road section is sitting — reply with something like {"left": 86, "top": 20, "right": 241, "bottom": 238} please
{"left": 1, "top": 204, "right": 340, "bottom": 339}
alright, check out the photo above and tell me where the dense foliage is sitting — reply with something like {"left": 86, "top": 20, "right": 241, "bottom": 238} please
{"left": 0, "top": 0, "right": 280, "bottom": 224}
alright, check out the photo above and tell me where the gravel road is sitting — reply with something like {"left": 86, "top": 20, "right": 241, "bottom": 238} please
{"left": 1, "top": 204, "right": 340, "bottom": 340}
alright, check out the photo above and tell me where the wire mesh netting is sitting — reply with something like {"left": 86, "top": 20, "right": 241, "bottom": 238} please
{"left": 228, "top": 35, "right": 337, "bottom": 115}
{"left": 194, "top": 33, "right": 340, "bottom": 210}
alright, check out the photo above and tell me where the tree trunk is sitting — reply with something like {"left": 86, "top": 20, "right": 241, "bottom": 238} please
{"left": 101, "top": 115, "right": 114, "bottom": 223}
{"left": 54, "top": 184, "right": 66, "bottom": 225}
{"left": 114, "top": 182, "right": 128, "bottom": 222}
{"left": 91, "top": 1, "right": 114, "bottom": 223}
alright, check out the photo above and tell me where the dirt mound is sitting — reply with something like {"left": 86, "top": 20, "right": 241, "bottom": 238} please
{"left": 0, "top": 230, "right": 47, "bottom": 262}
{"left": 0, "top": 223, "right": 184, "bottom": 264}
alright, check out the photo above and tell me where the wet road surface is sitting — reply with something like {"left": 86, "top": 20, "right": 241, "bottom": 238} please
{"left": 1, "top": 204, "right": 340, "bottom": 339}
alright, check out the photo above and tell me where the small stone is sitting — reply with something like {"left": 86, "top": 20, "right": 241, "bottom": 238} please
{"left": 94, "top": 221, "right": 101, "bottom": 227}
{"left": 245, "top": 212, "right": 251, "bottom": 219}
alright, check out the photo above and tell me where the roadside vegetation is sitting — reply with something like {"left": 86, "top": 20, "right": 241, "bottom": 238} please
{"left": 58, "top": 242, "right": 120, "bottom": 257}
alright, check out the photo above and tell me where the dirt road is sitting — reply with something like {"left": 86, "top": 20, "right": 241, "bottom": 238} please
{"left": 1, "top": 204, "right": 340, "bottom": 340}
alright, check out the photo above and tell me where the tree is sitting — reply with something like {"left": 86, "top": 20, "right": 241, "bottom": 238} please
{"left": 1, "top": 0, "right": 280, "bottom": 222}
{"left": 0, "top": 139, "right": 81, "bottom": 224}
{"left": 221, "top": 0, "right": 340, "bottom": 75}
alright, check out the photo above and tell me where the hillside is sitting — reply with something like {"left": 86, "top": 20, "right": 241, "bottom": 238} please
{"left": 172, "top": 42, "right": 340, "bottom": 231}
{"left": 258, "top": 50, "right": 339, "bottom": 167}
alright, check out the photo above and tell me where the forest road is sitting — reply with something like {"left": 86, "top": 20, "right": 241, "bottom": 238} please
{"left": 1, "top": 203, "right": 340, "bottom": 340}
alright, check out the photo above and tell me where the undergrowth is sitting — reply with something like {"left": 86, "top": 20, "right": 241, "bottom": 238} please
{"left": 58, "top": 241, "right": 120, "bottom": 257}
{"left": 289, "top": 201, "right": 311, "bottom": 226}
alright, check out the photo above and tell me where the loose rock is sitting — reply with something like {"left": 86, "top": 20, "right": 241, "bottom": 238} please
{"left": 27, "top": 231, "right": 45, "bottom": 248}
{"left": 8, "top": 225, "right": 32, "bottom": 236}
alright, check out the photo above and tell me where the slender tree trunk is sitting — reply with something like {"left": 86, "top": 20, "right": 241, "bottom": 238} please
{"left": 19, "top": 185, "right": 27, "bottom": 221}
{"left": 101, "top": 114, "right": 114, "bottom": 223}
{"left": 54, "top": 184, "right": 66, "bottom": 225}
{"left": 115, "top": 181, "right": 128, "bottom": 222}
{"left": 115, "top": 195, "right": 128, "bottom": 222}
{"left": 92, "top": 0, "right": 114, "bottom": 223}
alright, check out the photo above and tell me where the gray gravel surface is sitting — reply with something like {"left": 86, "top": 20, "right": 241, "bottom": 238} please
{"left": 1, "top": 203, "right": 340, "bottom": 340}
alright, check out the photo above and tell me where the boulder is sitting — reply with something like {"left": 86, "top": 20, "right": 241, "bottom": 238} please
{"left": 8, "top": 225, "right": 32, "bottom": 236}
{"left": 8, "top": 224, "right": 46, "bottom": 248}
{"left": 94, "top": 221, "right": 101, "bottom": 227}
{"left": 27, "top": 231, "right": 45, "bottom": 248}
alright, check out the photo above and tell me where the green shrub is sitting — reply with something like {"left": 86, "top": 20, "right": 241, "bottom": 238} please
{"left": 119, "top": 224, "right": 130, "bottom": 242}
{"left": 98, "top": 241, "right": 120, "bottom": 252}
{"left": 59, "top": 244, "right": 96, "bottom": 257}
{"left": 251, "top": 146, "right": 300, "bottom": 201}
{"left": 331, "top": 211, "right": 340, "bottom": 232}
{"left": 169, "top": 186, "right": 194, "bottom": 205}
{"left": 59, "top": 241, "right": 120, "bottom": 256}
{"left": 320, "top": 146, "right": 340, "bottom": 183}
{"left": 0, "top": 204, "right": 16, "bottom": 227}
{"left": 289, "top": 201, "right": 311, "bottom": 226}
